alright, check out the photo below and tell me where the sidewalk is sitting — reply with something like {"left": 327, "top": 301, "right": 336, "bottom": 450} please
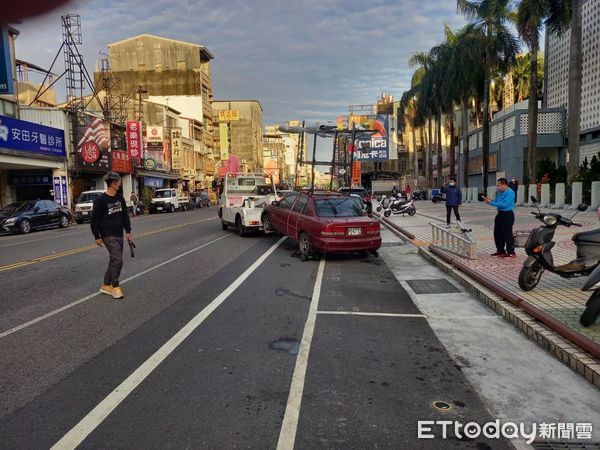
{"left": 377, "top": 200, "right": 600, "bottom": 381}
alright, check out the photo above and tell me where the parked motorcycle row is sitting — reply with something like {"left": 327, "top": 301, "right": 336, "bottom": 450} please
{"left": 517, "top": 197, "right": 600, "bottom": 327}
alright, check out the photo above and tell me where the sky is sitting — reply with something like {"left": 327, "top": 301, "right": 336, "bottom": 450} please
{"left": 14, "top": 0, "right": 468, "bottom": 126}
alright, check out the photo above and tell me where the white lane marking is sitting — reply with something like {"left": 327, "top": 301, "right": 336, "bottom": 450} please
{"left": 317, "top": 311, "right": 427, "bottom": 318}
{"left": 0, "top": 234, "right": 231, "bottom": 340}
{"left": 277, "top": 258, "right": 326, "bottom": 450}
{"left": 51, "top": 236, "right": 286, "bottom": 450}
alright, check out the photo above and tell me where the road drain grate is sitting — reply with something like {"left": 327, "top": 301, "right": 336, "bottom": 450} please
{"left": 406, "top": 279, "right": 461, "bottom": 294}
{"left": 532, "top": 442, "right": 600, "bottom": 449}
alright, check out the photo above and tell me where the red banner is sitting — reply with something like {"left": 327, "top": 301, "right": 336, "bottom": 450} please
{"left": 352, "top": 161, "right": 361, "bottom": 186}
{"left": 111, "top": 150, "right": 132, "bottom": 173}
{"left": 126, "top": 121, "right": 143, "bottom": 159}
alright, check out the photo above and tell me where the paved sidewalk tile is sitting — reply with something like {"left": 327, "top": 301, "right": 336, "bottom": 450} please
{"left": 380, "top": 200, "right": 600, "bottom": 345}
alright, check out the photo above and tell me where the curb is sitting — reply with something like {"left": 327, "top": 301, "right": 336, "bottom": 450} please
{"left": 418, "top": 246, "right": 600, "bottom": 389}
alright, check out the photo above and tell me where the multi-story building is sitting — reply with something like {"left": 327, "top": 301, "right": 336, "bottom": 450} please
{"left": 213, "top": 100, "right": 263, "bottom": 173}
{"left": 545, "top": 0, "right": 600, "bottom": 163}
{"left": 264, "top": 121, "right": 305, "bottom": 186}
{"left": 95, "top": 34, "right": 216, "bottom": 192}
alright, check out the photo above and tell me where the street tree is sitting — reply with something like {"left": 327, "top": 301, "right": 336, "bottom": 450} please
{"left": 458, "top": 0, "right": 519, "bottom": 190}
{"left": 516, "top": 0, "right": 571, "bottom": 184}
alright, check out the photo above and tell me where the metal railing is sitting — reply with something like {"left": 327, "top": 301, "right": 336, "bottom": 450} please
{"left": 430, "top": 222, "right": 478, "bottom": 260}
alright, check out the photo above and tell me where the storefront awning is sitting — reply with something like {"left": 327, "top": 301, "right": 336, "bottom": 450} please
{"left": 136, "top": 170, "right": 179, "bottom": 180}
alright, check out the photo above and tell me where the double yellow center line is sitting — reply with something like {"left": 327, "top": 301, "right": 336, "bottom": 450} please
{"left": 0, "top": 217, "right": 217, "bottom": 273}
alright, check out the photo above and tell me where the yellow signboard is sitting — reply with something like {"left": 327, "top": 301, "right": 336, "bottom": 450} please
{"left": 219, "top": 123, "right": 229, "bottom": 160}
{"left": 171, "top": 128, "right": 182, "bottom": 170}
{"left": 218, "top": 110, "right": 240, "bottom": 122}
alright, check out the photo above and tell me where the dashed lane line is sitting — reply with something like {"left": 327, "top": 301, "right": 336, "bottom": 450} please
{"left": 0, "top": 233, "right": 231, "bottom": 340}
{"left": 0, "top": 217, "right": 217, "bottom": 273}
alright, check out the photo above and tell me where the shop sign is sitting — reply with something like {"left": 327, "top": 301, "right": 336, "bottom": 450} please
{"left": 75, "top": 113, "right": 110, "bottom": 171}
{"left": 126, "top": 121, "right": 142, "bottom": 159}
{"left": 81, "top": 141, "right": 100, "bottom": 163}
{"left": 0, "top": 26, "right": 14, "bottom": 95}
{"left": 0, "top": 114, "right": 66, "bottom": 157}
{"left": 171, "top": 128, "right": 182, "bottom": 170}
{"left": 144, "top": 158, "right": 157, "bottom": 170}
{"left": 111, "top": 150, "right": 132, "bottom": 173}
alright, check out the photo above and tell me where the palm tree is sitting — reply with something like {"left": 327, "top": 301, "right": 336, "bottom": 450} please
{"left": 517, "top": 0, "right": 571, "bottom": 184}
{"left": 446, "top": 25, "right": 486, "bottom": 188}
{"left": 458, "top": 0, "right": 519, "bottom": 190}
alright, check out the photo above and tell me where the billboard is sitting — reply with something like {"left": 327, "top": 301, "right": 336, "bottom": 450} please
{"left": 0, "top": 26, "right": 14, "bottom": 95}
{"left": 75, "top": 113, "right": 110, "bottom": 171}
{"left": 218, "top": 110, "right": 240, "bottom": 121}
{"left": 219, "top": 123, "right": 229, "bottom": 160}
{"left": 171, "top": 128, "right": 182, "bottom": 170}
{"left": 146, "top": 126, "right": 163, "bottom": 150}
{"left": 351, "top": 114, "right": 390, "bottom": 162}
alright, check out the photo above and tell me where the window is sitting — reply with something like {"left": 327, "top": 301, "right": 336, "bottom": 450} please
{"left": 278, "top": 193, "right": 297, "bottom": 210}
{"left": 292, "top": 194, "right": 308, "bottom": 213}
{"left": 315, "top": 198, "right": 364, "bottom": 217}
{"left": 42, "top": 200, "right": 57, "bottom": 210}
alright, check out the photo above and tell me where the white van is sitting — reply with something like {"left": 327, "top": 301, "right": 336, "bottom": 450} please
{"left": 74, "top": 190, "right": 104, "bottom": 224}
{"left": 149, "top": 188, "right": 180, "bottom": 213}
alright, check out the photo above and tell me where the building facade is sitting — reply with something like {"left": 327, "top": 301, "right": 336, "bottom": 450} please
{"left": 213, "top": 100, "right": 263, "bottom": 173}
{"left": 545, "top": 0, "right": 600, "bottom": 163}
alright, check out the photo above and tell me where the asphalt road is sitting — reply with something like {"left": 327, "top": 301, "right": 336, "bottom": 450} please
{"left": 0, "top": 207, "right": 510, "bottom": 449}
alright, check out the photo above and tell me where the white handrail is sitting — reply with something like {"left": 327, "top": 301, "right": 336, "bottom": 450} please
{"left": 429, "top": 222, "right": 478, "bottom": 260}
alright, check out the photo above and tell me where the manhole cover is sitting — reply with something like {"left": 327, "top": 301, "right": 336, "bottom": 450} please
{"left": 380, "top": 242, "right": 404, "bottom": 248}
{"left": 431, "top": 401, "right": 453, "bottom": 412}
{"left": 269, "top": 339, "right": 300, "bottom": 355}
{"left": 532, "top": 442, "right": 600, "bottom": 449}
{"left": 407, "top": 279, "right": 461, "bottom": 294}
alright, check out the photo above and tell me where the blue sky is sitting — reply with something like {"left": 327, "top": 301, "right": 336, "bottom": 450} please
{"left": 14, "top": 0, "right": 468, "bottom": 127}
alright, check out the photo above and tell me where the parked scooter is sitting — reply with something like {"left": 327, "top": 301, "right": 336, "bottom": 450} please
{"left": 376, "top": 193, "right": 401, "bottom": 212}
{"left": 382, "top": 196, "right": 416, "bottom": 218}
{"left": 580, "top": 264, "right": 600, "bottom": 326}
{"left": 518, "top": 197, "right": 598, "bottom": 291}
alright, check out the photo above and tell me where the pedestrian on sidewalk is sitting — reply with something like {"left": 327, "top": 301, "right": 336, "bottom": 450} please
{"left": 91, "top": 172, "right": 133, "bottom": 299}
{"left": 405, "top": 184, "right": 412, "bottom": 200}
{"left": 509, "top": 177, "right": 519, "bottom": 204}
{"left": 484, "top": 178, "right": 516, "bottom": 258}
{"left": 442, "top": 178, "right": 462, "bottom": 228}
{"left": 130, "top": 191, "right": 139, "bottom": 216}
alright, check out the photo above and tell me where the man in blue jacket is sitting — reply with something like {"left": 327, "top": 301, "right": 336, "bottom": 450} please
{"left": 442, "top": 178, "right": 462, "bottom": 228}
{"left": 484, "top": 178, "right": 516, "bottom": 257}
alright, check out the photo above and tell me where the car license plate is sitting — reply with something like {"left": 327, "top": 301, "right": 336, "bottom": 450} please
{"left": 347, "top": 227, "right": 362, "bottom": 236}
{"left": 81, "top": 211, "right": 88, "bottom": 216}
{"left": 157, "top": 207, "right": 163, "bottom": 211}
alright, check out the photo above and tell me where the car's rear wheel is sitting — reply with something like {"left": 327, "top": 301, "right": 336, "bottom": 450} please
{"left": 58, "top": 214, "right": 70, "bottom": 228}
{"left": 19, "top": 219, "right": 32, "bottom": 234}
{"left": 298, "top": 232, "right": 313, "bottom": 261}
{"left": 236, "top": 215, "right": 246, "bottom": 237}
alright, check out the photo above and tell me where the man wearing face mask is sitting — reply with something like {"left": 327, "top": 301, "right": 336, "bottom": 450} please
{"left": 484, "top": 178, "right": 516, "bottom": 257}
{"left": 442, "top": 178, "right": 462, "bottom": 228}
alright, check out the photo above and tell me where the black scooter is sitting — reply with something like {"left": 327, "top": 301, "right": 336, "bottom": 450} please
{"left": 580, "top": 264, "right": 600, "bottom": 326}
{"left": 518, "top": 197, "right": 598, "bottom": 291}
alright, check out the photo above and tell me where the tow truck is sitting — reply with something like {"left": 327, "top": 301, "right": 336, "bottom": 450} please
{"left": 218, "top": 172, "right": 278, "bottom": 236}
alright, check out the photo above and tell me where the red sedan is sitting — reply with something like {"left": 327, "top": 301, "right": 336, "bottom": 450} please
{"left": 262, "top": 191, "right": 382, "bottom": 260}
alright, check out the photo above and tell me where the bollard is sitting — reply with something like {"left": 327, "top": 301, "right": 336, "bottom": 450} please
{"left": 540, "top": 184, "right": 550, "bottom": 207}
{"left": 471, "top": 187, "right": 479, "bottom": 203}
{"left": 461, "top": 187, "right": 468, "bottom": 203}
{"left": 555, "top": 183, "right": 565, "bottom": 209}
{"left": 516, "top": 185, "right": 525, "bottom": 206}
{"left": 528, "top": 184, "right": 537, "bottom": 205}
{"left": 487, "top": 186, "right": 496, "bottom": 200}
{"left": 572, "top": 182, "right": 583, "bottom": 209}
{"left": 591, "top": 181, "right": 600, "bottom": 210}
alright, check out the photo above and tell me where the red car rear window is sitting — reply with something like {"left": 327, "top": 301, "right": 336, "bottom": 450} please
{"left": 315, "top": 198, "right": 364, "bottom": 217}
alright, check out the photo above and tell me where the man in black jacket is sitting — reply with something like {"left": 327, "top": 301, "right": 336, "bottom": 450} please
{"left": 90, "top": 172, "right": 132, "bottom": 299}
